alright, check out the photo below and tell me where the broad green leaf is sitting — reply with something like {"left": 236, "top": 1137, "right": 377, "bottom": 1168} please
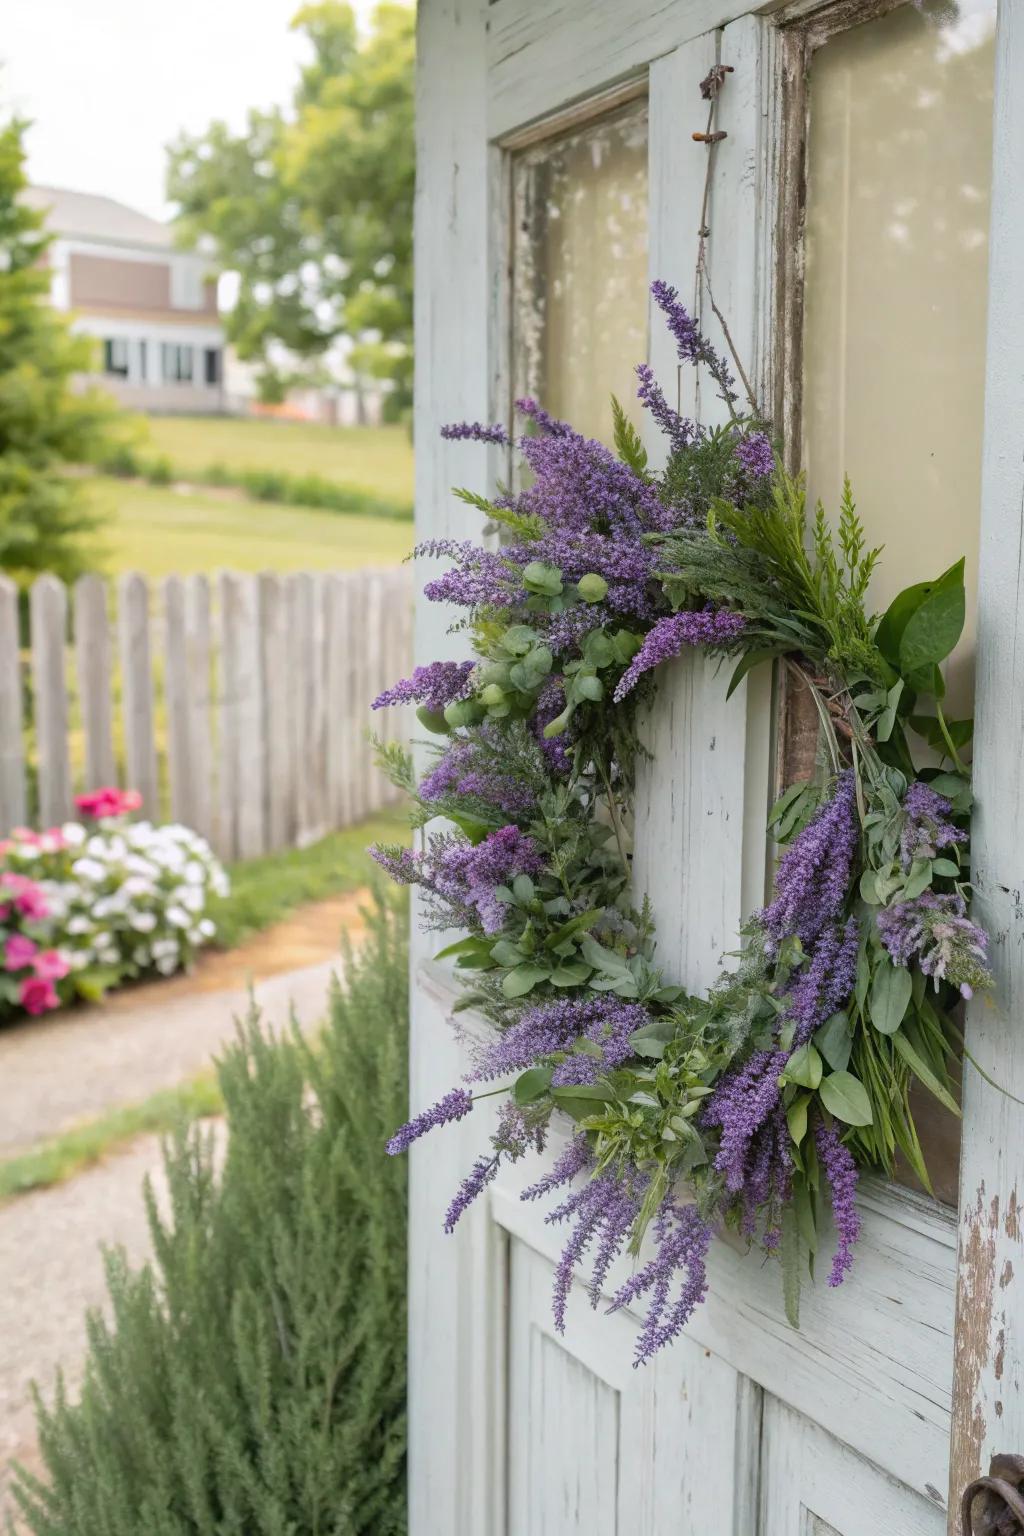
{"left": 726, "top": 648, "right": 782, "bottom": 700}
{"left": 898, "top": 559, "right": 966, "bottom": 674}
{"left": 875, "top": 559, "right": 964, "bottom": 670}
{"left": 501, "top": 964, "right": 550, "bottom": 999}
{"left": 513, "top": 1066, "right": 553, "bottom": 1106}
{"left": 869, "top": 957, "right": 912, "bottom": 1035}
{"left": 433, "top": 935, "right": 489, "bottom": 962}
{"left": 787, "top": 1092, "right": 810, "bottom": 1146}
{"left": 544, "top": 908, "right": 602, "bottom": 950}
{"left": 819, "top": 1070, "right": 874, "bottom": 1127}
{"left": 512, "top": 874, "right": 536, "bottom": 904}
{"left": 784, "top": 1042, "right": 823, "bottom": 1090}
{"left": 931, "top": 857, "right": 961, "bottom": 877}
{"left": 815, "top": 1011, "right": 852, "bottom": 1072}
{"left": 415, "top": 706, "right": 451, "bottom": 734}
{"left": 549, "top": 962, "right": 593, "bottom": 987}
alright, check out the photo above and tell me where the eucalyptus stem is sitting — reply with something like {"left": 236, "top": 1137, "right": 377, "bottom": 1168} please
{"left": 934, "top": 699, "right": 968, "bottom": 774}
{"left": 595, "top": 750, "right": 631, "bottom": 879}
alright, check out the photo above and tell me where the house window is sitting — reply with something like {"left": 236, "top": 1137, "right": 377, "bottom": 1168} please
{"left": 103, "top": 338, "right": 130, "bottom": 378}
{"left": 512, "top": 98, "right": 649, "bottom": 444}
{"left": 204, "top": 348, "right": 221, "bottom": 386}
{"left": 161, "top": 343, "right": 194, "bottom": 383}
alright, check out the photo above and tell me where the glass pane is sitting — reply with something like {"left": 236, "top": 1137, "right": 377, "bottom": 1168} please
{"left": 512, "top": 99, "right": 649, "bottom": 443}
{"left": 802, "top": 0, "right": 996, "bottom": 1205}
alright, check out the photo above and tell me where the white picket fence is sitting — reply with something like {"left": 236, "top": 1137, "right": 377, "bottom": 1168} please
{"left": 0, "top": 567, "right": 413, "bottom": 860}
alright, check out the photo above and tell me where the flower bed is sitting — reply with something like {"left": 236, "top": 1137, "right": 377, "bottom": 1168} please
{"left": 0, "top": 788, "right": 228, "bottom": 1020}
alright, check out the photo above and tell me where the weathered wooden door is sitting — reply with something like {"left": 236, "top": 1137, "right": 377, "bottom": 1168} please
{"left": 410, "top": 2, "right": 1024, "bottom": 1531}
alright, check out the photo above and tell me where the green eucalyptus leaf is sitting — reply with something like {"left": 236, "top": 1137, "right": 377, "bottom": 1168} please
{"left": 815, "top": 1011, "right": 852, "bottom": 1072}
{"left": 787, "top": 1092, "right": 810, "bottom": 1146}
{"left": 869, "top": 958, "right": 913, "bottom": 1035}
{"left": 784, "top": 1042, "right": 823, "bottom": 1090}
{"left": 513, "top": 1066, "right": 554, "bottom": 1106}
{"left": 819, "top": 1070, "right": 874, "bottom": 1126}
{"left": 898, "top": 559, "right": 966, "bottom": 674}
{"left": 501, "top": 964, "right": 550, "bottom": 999}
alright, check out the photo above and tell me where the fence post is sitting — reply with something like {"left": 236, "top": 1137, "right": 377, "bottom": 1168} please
{"left": 363, "top": 569, "right": 386, "bottom": 814}
{"left": 0, "top": 577, "right": 26, "bottom": 832}
{"left": 185, "top": 575, "right": 215, "bottom": 847}
{"left": 218, "top": 571, "right": 266, "bottom": 861}
{"left": 74, "top": 574, "right": 116, "bottom": 793}
{"left": 260, "top": 572, "right": 292, "bottom": 852}
{"left": 163, "top": 576, "right": 194, "bottom": 831}
{"left": 30, "top": 575, "right": 72, "bottom": 826}
{"left": 118, "top": 573, "right": 159, "bottom": 817}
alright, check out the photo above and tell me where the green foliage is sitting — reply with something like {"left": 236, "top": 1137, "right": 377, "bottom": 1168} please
{"left": 95, "top": 442, "right": 412, "bottom": 520}
{"left": 11, "top": 895, "right": 410, "bottom": 1535}
{"left": 167, "top": 3, "right": 415, "bottom": 412}
{"left": 0, "top": 115, "right": 117, "bottom": 586}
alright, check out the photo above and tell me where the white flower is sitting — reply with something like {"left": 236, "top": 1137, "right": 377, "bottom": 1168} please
{"left": 70, "top": 950, "right": 92, "bottom": 970}
{"left": 183, "top": 861, "right": 206, "bottom": 885}
{"left": 212, "top": 870, "right": 229, "bottom": 898}
{"left": 151, "top": 938, "right": 179, "bottom": 960}
{"left": 71, "top": 857, "right": 107, "bottom": 883}
{"left": 132, "top": 946, "right": 151, "bottom": 967}
{"left": 66, "top": 915, "right": 93, "bottom": 936}
{"left": 85, "top": 836, "right": 109, "bottom": 858}
{"left": 198, "top": 918, "right": 216, "bottom": 939}
{"left": 180, "top": 887, "right": 205, "bottom": 914}
{"left": 61, "top": 823, "right": 87, "bottom": 848}
{"left": 156, "top": 956, "right": 179, "bottom": 976}
{"left": 124, "top": 855, "right": 159, "bottom": 880}
{"left": 91, "top": 931, "right": 112, "bottom": 948}
{"left": 165, "top": 906, "right": 190, "bottom": 929}
{"left": 128, "top": 911, "right": 157, "bottom": 933}
{"left": 98, "top": 947, "right": 120, "bottom": 965}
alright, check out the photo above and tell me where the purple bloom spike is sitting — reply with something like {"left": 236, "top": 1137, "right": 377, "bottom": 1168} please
{"left": 814, "top": 1120, "right": 860, "bottom": 1286}
{"left": 444, "top": 1154, "right": 501, "bottom": 1232}
{"left": 650, "top": 280, "right": 737, "bottom": 404}
{"left": 877, "top": 892, "right": 991, "bottom": 998}
{"left": 386, "top": 1087, "right": 474, "bottom": 1156}
{"left": 734, "top": 431, "right": 774, "bottom": 480}
{"left": 760, "top": 772, "right": 859, "bottom": 950}
{"left": 607, "top": 1197, "right": 712, "bottom": 1366}
{"left": 440, "top": 420, "right": 510, "bottom": 445}
{"left": 372, "top": 660, "right": 476, "bottom": 713}
{"left": 635, "top": 362, "right": 695, "bottom": 455}
{"left": 701, "top": 1048, "right": 788, "bottom": 1195}
{"left": 612, "top": 608, "right": 746, "bottom": 702}
{"left": 900, "top": 780, "right": 967, "bottom": 869}
{"left": 785, "top": 918, "right": 860, "bottom": 1046}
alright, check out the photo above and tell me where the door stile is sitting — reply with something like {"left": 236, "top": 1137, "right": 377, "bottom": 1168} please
{"left": 949, "top": 1, "right": 1024, "bottom": 1522}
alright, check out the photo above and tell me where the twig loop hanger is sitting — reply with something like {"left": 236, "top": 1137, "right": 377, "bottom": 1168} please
{"left": 961, "top": 1454, "right": 1024, "bottom": 1534}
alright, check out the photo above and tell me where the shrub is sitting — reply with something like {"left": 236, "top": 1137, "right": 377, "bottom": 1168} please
{"left": 0, "top": 795, "right": 228, "bottom": 1018}
{"left": 144, "top": 454, "right": 174, "bottom": 485}
{"left": 11, "top": 895, "right": 409, "bottom": 1536}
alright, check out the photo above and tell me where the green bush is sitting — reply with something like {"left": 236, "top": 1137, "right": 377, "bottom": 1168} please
{"left": 12, "top": 895, "right": 409, "bottom": 1536}
{"left": 144, "top": 454, "right": 174, "bottom": 486}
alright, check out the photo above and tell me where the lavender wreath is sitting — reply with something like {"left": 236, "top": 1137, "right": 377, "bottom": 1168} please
{"left": 372, "top": 280, "right": 989, "bottom": 1365}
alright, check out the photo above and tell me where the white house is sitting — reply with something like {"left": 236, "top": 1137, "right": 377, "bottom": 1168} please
{"left": 25, "top": 184, "right": 225, "bottom": 414}
{"left": 410, "top": 2, "right": 1023, "bottom": 1533}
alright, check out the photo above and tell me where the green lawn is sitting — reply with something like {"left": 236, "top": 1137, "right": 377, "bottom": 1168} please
{"left": 89, "top": 476, "right": 414, "bottom": 578}
{"left": 142, "top": 416, "right": 414, "bottom": 502}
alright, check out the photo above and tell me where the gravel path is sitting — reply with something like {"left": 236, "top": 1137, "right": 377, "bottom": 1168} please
{"left": 0, "top": 1127, "right": 225, "bottom": 1525}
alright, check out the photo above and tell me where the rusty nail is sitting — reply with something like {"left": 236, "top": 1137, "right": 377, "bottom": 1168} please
{"left": 692, "top": 130, "right": 728, "bottom": 144}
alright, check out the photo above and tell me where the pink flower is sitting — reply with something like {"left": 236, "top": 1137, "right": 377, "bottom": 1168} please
{"left": 0, "top": 874, "right": 49, "bottom": 921}
{"left": 75, "top": 787, "right": 143, "bottom": 820}
{"left": 34, "top": 948, "right": 70, "bottom": 982}
{"left": 5, "top": 934, "right": 38, "bottom": 971}
{"left": 19, "top": 975, "right": 59, "bottom": 1016}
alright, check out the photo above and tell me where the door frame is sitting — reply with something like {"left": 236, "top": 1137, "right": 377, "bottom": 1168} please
{"left": 411, "top": 2, "right": 1024, "bottom": 1530}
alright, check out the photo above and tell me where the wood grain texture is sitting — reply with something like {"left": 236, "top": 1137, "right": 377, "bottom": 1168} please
{"left": 260, "top": 572, "right": 293, "bottom": 852}
{"left": 30, "top": 575, "right": 71, "bottom": 826}
{"left": 73, "top": 574, "right": 115, "bottom": 792}
{"left": 117, "top": 573, "right": 158, "bottom": 818}
{"left": 0, "top": 577, "right": 26, "bottom": 831}
{"left": 162, "top": 576, "right": 194, "bottom": 828}
{"left": 949, "top": 3, "right": 1024, "bottom": 1521}
{"left": 488, "top": 0, "right": 757, "bottom": 140}
{"left": 183, "top": 575, "right": 214, "bottom": 846}
{"left": 410, "top": 4, "right": 506, "bottom": 1532}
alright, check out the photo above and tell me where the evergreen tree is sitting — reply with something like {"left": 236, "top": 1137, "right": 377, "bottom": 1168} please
{"left": 0, "top": 114, "right": 115, "bottom": 586}
{"left": 11, "top": 896, "right": 409, "bottom": 1535}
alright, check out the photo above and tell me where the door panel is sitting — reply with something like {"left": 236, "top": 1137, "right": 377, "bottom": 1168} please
{"left": 760, "top": 1400, "right": 945, "bottom": 1535}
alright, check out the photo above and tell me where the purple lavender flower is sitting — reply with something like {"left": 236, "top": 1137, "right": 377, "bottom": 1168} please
{"left": 814, "top": 1120, "right": 860, "bottom": 1286}
{"left": 514, "top": 397, "right": 577, "bottom": 438}
{"left": 418, "top": 540, "right": 526, "bottom": 609}
{"left": 547, "top": 1171, "right": 642, "bottom": 1333}
{"left": 419, "top": 737, "right": 536, "bottom": 819}
{"left": 785, "top": 917, "right": 860, "bottom": 1046}
{"left": 900, "top": 781, "right": 967, "bottom": 870}
{"left": 877, "top": 892, "right": 991, "bottom": 998}
{"left": 444, "top": 1154, "right": 500, "bottom": 1233}
{"left": 471, "top": 996, "right": 649, "bottom": 1081}
{"left": 440, "top": 420, "right": 510, "bottom": 445}
{"left": 701, "top": 1048, "right": 788, "bottom": 1194}
{"left": 372, "top": 659, "right": 476, "bottom": 713}
{"left": 386, "top": 1087, "right": 474, "bottom": 1156}
{"left": 521, "top": 1133, "right": 592, "bottom": 1202}
{"left": 612, "top": 608, "right": 747, "bottom": 702}
{"left": 734, "top": 431, "right": 774, "bottom": 480}
{"left": 517, "top": 425, "right": 667, "bottom": 541}
{"left": 760, "top": 772, "right": 859, "bottom": 950}
{"left": 635, "top": 362, "right": 695, "bottom": 455}
{"left": 533, "top": 678, "right": 574, "bottom": 776}
{"left": 650, "top": 279, "right": 736, "bottom": 404}
{"left": 372, "top": 824, "right": 544, "bottom": 934}
{"left": 607, "top": 1196, "right": 712, "bottom": 1366}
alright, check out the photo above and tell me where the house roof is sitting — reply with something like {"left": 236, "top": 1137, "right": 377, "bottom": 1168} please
{"left": 23, "top": 185, "right": 175, "bottom": 251}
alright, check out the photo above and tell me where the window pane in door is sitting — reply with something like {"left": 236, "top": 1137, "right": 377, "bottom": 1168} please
{"left": 802, "top": 0, "right": 996, "bottom": 1204}
{"left": 512, "top": 99, "right": 648, "bottom": 443}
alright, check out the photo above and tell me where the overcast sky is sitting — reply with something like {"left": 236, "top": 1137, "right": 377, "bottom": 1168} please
{"left": 3, "top": 0, "right": 390, "bottom": 221}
